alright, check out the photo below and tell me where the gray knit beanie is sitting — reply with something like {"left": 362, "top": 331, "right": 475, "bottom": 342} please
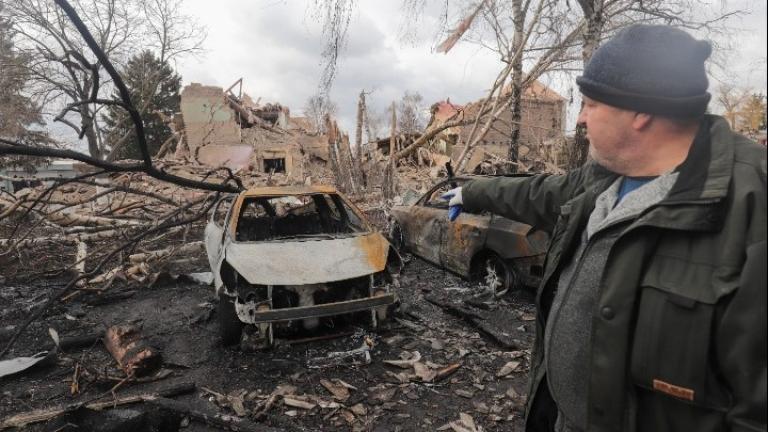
{"left": 576, "top": 24, "right": 712, "bottom": 118}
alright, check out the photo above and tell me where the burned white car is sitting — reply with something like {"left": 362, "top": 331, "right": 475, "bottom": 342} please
{"left": 204, "top": 186, "right": 399, "bottom": 347}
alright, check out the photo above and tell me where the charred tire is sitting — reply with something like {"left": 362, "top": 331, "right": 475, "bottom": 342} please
{"left": 475, "top": 253, "right": 517, "bottom": 298}
{"left": 389, "top": 221, "right": 407, "bottom": 253}
{"left": 218, "top": 295, "right": 244, "bottom": 346}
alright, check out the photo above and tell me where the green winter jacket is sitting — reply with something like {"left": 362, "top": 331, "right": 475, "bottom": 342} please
{"left": 462, "top": 115, "right": 766, "bottom": 432}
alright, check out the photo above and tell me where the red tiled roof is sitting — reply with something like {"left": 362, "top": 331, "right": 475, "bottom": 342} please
{"left": 433, "top": 100, "right": 463, "bottom": 121}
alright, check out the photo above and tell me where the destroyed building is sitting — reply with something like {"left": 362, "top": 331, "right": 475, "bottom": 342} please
{"left": 177, "top": 82, "right": 330, "bottom": 181}
{"left": 429, "top": 80, "right": 567, "bottom": 172}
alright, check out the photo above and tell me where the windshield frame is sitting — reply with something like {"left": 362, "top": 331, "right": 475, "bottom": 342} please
{"left": 231, "top": 192, "right": 372, "bottom": 244}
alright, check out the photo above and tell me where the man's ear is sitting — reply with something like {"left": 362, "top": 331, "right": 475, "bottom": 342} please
{"left": 632, "top": 112, "right": 653, "bottom": 130}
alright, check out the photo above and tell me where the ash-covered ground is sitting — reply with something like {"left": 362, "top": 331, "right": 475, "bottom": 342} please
{"left": 1, "top": 253, "right": 537, "bottom": 432}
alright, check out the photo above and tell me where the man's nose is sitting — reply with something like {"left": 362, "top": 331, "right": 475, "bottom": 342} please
{"left": 577, "top": 109, "right": 587, "bottom": 126}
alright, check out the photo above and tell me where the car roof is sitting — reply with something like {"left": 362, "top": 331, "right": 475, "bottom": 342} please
{"left": 240, "top": 185, "right": 339, "bottom": 197}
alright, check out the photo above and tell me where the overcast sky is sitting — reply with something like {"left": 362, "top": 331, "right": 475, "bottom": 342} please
{"left": 173, "top": 0, "right": 766, "bottom": 137}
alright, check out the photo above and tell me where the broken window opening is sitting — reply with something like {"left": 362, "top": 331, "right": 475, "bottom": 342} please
{"left": 11, "top": 179, "right": 42, "bottom": 193}
{"left": 264, "top": 158, "right": 286, "bottom": 173}
{"left": 235, "top": 194, "right": 368, "bottom": 242}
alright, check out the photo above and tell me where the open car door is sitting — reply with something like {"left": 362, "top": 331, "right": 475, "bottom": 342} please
{"left": 205, "top": 196, "right": 234, "bottom": 290}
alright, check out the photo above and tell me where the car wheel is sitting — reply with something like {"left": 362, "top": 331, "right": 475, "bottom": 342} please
{"left": 218, "top": 294, "right": 244, "bottom": 346}
{"left": 389, "top": 221, "right": 407, "bottom": 253}
{"left": 478, "top": 254, "right": 517, "bottom": 298}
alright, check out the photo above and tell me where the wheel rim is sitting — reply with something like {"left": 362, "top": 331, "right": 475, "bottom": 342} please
{"left": 483, "top": 258, "right": 509, "bottom": 298}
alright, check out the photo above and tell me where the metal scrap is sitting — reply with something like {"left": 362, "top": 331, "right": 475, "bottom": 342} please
{"left": 307, "top": 336, "right": 375, "bottom": 369}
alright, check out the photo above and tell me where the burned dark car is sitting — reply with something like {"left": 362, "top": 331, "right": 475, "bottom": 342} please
{"left": 205, "top": 186, "right": 399, "bottom": 347}
{"left": 389, "top": 176, "right": 549, "bottom": 297}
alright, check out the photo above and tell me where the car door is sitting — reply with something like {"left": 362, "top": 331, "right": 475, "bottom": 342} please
{"left": 406, "top": 181, "right": 458, "bottom": 265}
{"left": 408, "top": 206, "right": 445, "bottom": 265}
{"left": 205, "top": 196, "right": 234, "bottom": 287}
{"left": 441, "top": 209, "right": 490, "bottom": 277}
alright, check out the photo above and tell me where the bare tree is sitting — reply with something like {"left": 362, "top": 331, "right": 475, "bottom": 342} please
{"left": 313, "top": 0, "right": 744, "bottom": 174}
{"left": 310, "top": 0, "right": 356, "bottom": 95}
{"left": 303, "top": 94, "right": 338, "bottom": 134}
{"left": 5, "top": 0, "right": 206, "bottom": 160}
{"left": 353, "top": 89, "right": 368, "bottom": 187}
{"left": 141, "top": 0, "right": 207, "bottom": 64}
{"left": 0, "top": 0, "right": 236, "bottom": 358}
{"left": 434, "top": 0, "right": 745, "bottom": 172}
{"left": 716, "top": 83, "right": 750, "bottom": 129}
{"left": 740, "top": 93, "right": 767, "bottom": 133}
{"left": 0, "top": 3, "right": 50, "bottom": 152}
{"left": 397, "top": 90, "right": 426, "bottom": 135}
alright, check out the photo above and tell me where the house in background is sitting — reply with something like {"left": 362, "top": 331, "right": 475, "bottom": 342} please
{"left": 0, "top": 160, "right": 87, "bottom": 193}
{"left": 429, "top": 80, "right": 566, "bottom": 173}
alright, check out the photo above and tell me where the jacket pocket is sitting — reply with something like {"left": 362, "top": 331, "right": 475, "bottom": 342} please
{"left": 630, "top": 255, "right": 737, "bottom": 410}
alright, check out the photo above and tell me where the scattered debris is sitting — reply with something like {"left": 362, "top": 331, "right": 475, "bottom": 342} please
{"left": 496, "top": 361, "right": 522, "bottom": 377}
{"left": 0, "top": 351, "right": 55, "bottom": 380}
{"left": 283, "top": 396, "right": 316, "bottom": 410}
{"left": 320, "top": 378, "right": 355, "bottom": 401}
{"left": 383, "top": 351, "right": 422, "bottom": 369}
{"left": 0, "top": 328, "right": 58, "bottom": 379}
{"left": 438, "top": 412, "right": 482, "bottom": 432}
{"left": 425, "top": 295, "right": 521, "bottom": 349}
{"left": 307, "top": 336, "right": 375, "bottom": 368}
{"left": 148, "top": 396, "right": 282, "bottom": 432}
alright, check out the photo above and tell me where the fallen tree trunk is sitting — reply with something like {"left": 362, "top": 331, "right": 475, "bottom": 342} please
{"left": 127, "top": 241, "right": 204, "bottom": 264}
{"left": 0, "top": 381, "right": 195, "bottom": 430}
{"left": 425, "top": 295, "right": 519, "bottom": 349}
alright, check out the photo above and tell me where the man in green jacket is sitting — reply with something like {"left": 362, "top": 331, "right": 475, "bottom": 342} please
{"left": 444, "top": 25, "right": 766, "bottom": 431}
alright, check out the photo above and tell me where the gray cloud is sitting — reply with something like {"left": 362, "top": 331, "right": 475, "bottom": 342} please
{"left": 168, "top": 0, "right": 768, "bottom": 137}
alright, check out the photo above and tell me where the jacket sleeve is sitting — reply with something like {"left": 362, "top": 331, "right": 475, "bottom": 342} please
{"left": 717, "top": 239, "right": 767, "bottom": 432}
{"left": 461, "top": 164, "right": 590, "bottom": 232}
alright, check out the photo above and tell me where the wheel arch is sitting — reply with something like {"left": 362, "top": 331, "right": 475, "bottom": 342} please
{"left": 469, "top": 248, "right": 499, "bottom": 279}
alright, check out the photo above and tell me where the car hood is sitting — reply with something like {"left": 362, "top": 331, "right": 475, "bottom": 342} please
{"left": 224, "top": 232, "right": 390, "bottom": 285}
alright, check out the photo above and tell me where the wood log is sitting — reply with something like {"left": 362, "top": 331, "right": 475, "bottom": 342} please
{"left": 58, "top": 331, "right": 104, "bottom": 351}
{"left": 104, "top": 325, "right": 162, "bottom": 377}
{"left": 127, "top": 241, "right": 204, "bottom": 264}
{"left": 75, "top": 241, "right": 87, "bottom": 274}
{"left": 0, "top": 382, "right": 195, "bottom": 430}
{"left": 425, "top": 295, "right": 519, "bottom": 350}
{"left": 85, "top": 290, "right": 137, "bottom": 306}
